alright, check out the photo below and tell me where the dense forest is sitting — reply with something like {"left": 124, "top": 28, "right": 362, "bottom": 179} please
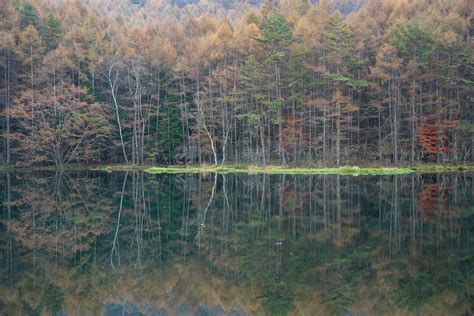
{"left": 0, "top": 0, "right": 473, "bottom": 167}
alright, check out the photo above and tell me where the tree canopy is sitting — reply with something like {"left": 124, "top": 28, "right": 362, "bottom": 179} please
{"left": 0, "top": 0, "right": 472, "bottom": 166}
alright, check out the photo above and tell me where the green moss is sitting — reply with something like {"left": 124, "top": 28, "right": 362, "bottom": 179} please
{"left": 90, "top": 165, "right": 147, "bottom": 173}
{"left": 98, "top": 164, "right": 474, "bottom": 175}
{"left": 1, "top": 164, "right": 472, "bottom": 175}
{"left": 410, "top": 165, "right": 474, "bottom": 173}
{"left": 144, "top": 165, "right": 416, "bottom": 175}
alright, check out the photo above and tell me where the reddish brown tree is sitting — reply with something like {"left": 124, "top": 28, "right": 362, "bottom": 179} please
{"left": 8, "top": 84, "right": 111, "bottom": 167}
{"left": 417, "top": 114, "right": 457, "bottom": 157}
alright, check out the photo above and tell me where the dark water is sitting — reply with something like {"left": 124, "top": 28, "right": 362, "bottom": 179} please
{"left": 0, "top": 171, "right": 473, "bottom": 315}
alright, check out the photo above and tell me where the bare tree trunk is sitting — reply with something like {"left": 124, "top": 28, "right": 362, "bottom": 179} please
{"left": 181, "top": 70, "right": 190, "bottom": 164}
{"left": 107, "top": 61, "right": 129, "bottom": 163}
{"left": 6, "top": 173, "right": 12, "bottom": 279}
{"left": 30, "top": 44, "right": 35, "bottom": 119}
{"left": 4, "top": 51, "right": 11, "bottom": 164}
{"left": 388, "top": 77, "right": 398, "bottom": 164}
{"left": 221, "top": 51, "right": 227, "bottom": 164}
{"left": 411, "top": 79, "right": 416, "bottom": 164}
{"left": 128, "top": 59, "right": 147, "bottom": 165}
{"left": 323, "top": 107, "right": 327, "bottom": 166}
{"left": 394, "top": 80, "right": 400, "bottom": 165}
{"left": 336, "top": 99, "right": 341, "bottom": 166}
{"left": 275, "top": 64, "right": 286, "bottom": 165}
{"left": 221, "top": 124, "right": 231, "bottom": 165}
{"left": 196, "top": 70, "right": 217, "bottom": 165}
{"left": 260, "top": 120, "right": 266, "bottom": 165}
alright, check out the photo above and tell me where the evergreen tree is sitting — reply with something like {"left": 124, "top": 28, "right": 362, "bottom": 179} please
{"left": 239, "top": 55, "right": 268, "bottom": 164}
{"left": 21, "top": 2, "right": 38, "bottom": 29}
{"left": 320, "top": 14, "right": 359, "bottom": 87}
{"left": 41, "top": 13, "right": 63, "bottom": 52}
{"left": 320, "top": 13, "right": 364, "bottom": 165}
{"left": 157, "top": 94, "right": 184, "bottom": 163}
{"left": 258, "top": 13, "right": 294, "bottom": 164}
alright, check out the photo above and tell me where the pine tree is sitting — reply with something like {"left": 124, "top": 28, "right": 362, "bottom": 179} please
{"left": 41, "top": 13, "right": 63, "bottom": 52}
{"left": 239, "top": 55, "right": 268, "bottom": 164}
{"left": 157, "top": 94, "right": 183, "bottom": 163}
{"left": 320, "top": 13, "right": 364, "bottom": 165}
{"left": 21, "top": 2, "right": 39, "bottom": 29}
{"left": 258, "top": 13, "right": 294, "bottom": 164}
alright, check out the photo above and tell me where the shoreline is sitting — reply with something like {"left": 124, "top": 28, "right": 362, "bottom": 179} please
{"left": 1, "top": 164, "right": 474, "bottom": 175}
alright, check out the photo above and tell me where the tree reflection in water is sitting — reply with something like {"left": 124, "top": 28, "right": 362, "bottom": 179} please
{"left": 0, "top": 171, "right": 472, "bottom": 315}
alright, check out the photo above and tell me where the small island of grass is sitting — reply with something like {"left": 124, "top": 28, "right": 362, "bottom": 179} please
{"left": 2, "top": 164, "right": 473, "bottom": 175}
{"left": 144, "top": 165, "right": 416, "bottom": 175}
{"left": 138, "top": 165, "right": 473, "bottom": 175}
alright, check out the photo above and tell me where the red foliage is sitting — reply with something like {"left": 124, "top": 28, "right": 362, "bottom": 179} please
{"left": 8, "top": 84, "right": 111, "bottom": 166}
{"left": 416, "top": 114, "right": 457, "bottom": 155}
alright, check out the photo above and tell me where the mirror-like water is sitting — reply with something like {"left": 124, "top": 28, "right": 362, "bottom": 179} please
{"left": 0, "top": 172, "right": 473, "bottom": 315}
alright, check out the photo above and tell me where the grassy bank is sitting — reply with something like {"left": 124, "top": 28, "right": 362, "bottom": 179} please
{"left": 1, "top": 164, "right": 473, "bottom": 175}
{"left": 410, "top": 165, "right": 474, "bottom": 173}
{"left": 142, "top": 164, "right": 474, "bottom": 175}
{"left": 144, "top": 165, "right": 416, "bottom": 175}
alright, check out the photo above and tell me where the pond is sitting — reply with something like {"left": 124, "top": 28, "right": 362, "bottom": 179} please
{"left": 0, "top": 171, "right": 473, "bottom": 315}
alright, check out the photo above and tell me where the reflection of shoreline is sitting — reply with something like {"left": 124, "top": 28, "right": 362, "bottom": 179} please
{"left": 0, "top": 172, "right": 472, "bottom": 315}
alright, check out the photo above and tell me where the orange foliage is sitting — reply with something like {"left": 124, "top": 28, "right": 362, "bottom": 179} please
{"left": 416, "top": 114, "right": 457, "bottom": 155}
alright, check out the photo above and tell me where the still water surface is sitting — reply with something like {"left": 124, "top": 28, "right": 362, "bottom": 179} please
{"left": 0, "top": 171, "right": 473, "bottom": 315}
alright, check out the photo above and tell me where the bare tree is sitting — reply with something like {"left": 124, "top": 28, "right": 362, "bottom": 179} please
{"left": 103, "top": 57, "right": 129, "bottom": 163}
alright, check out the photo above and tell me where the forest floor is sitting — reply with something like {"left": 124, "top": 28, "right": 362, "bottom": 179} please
{"left": 1, "top": 164, "right": 473, "bottom": 175}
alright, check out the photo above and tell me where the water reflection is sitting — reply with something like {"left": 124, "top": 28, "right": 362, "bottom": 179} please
{"left": 0, "top": 172, "right": 473, "bottom": 315}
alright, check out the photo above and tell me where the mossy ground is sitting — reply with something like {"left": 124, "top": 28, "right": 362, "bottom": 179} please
{"left": 144, "top": 165, "right": 416, "bottom": 175}
{"left": 1, "top": 164, "right": 473, "bottom": 175}
{"left": 409, "top": 165, "right": 474, "bottom": 173}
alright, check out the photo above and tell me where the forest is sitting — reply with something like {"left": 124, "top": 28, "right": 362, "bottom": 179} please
{"left": 0, "top": 0, "right": 473, "bottom": 168}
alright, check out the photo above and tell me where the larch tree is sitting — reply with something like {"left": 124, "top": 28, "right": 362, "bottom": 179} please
{"left": 0, "top": 0, "right": 19, "bottom": 164}
{"left": 0, "top": 0, "right": 472, "bottom": 167}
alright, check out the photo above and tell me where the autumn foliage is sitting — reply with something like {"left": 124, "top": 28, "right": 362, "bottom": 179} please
{"left": 8, "top": 85, "right": 111, "bottom": 167}
{"left": 417, "top": 114, "right": 457, "bottom": 156}
{"left": 0, "top": 0, "right": 472, "bottom": 166}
